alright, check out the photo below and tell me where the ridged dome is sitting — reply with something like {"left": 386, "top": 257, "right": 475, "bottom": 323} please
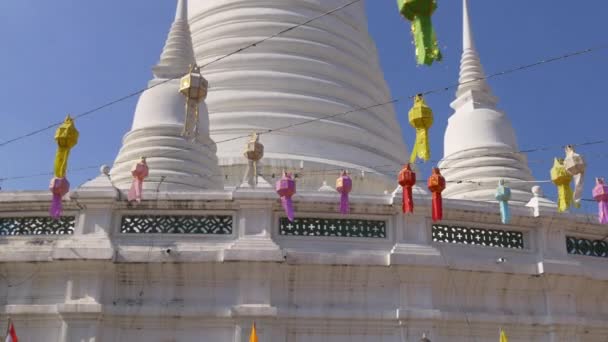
{"left": 188, "top": 0, "right": 408, "bottom": 192}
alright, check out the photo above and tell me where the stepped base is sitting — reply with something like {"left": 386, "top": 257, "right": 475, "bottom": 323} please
{"left": 110, "top": 125, "right": 224, "bottom": 192}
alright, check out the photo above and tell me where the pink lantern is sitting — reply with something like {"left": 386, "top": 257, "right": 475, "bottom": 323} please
{"left": 49, "top": 177, "right": 70, "bottom": 219}
{"left": 592, "top": 178, "right": 608, "bottom": 224}
{"left": 276, "top": 172, "right": 296, "bottom": 222}
{"left": 128, "top": 157, "right": 149, "bottom": 203}
{"left": 336, "top": 170, "right": 352, "bottom": 215}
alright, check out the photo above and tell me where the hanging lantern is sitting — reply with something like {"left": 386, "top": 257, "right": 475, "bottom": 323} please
{"left": 276, "top": 172, "right": 296, "bottom": 222}
{"left": 243, "top": 133, "right": 264, "bottom": 186}
{"left": 128, "top": 157, "right": 149, "bottom": 203}
{"left": 409, "top": 94, "right": 433, "bottom": 164}
{"left": 53, "top": 116, "right": 79, "bottom": 178}
{"left": 564, "top": 145, "right": 585, "bottom": 208}
{"left": 525, "top": 186, "right": 543, "bottom": 218}
{"left": 336, "top": 170, "right": 352, "bottom": 215}
{"left": 495, "top": 179, "right": 511, "bottom": 224}
{"left": 179, "top": 64, "right": 208, "bottom": 139}
{"left": 49, "top": 116, "right": 79, "bottom": 219}
{"left": 550, "top": 158, "right": 573, "bottom": 212}
{"left": 592, "top": 178, "right": 608, "bottom": 224}
{"left": 427, "top": 167, "right": 445, "bottom": 222}
{"left": 397, "top": 0, "right": 442, "bottom": 65}
{"left": 49, "top": 177, "right": 70, "bottom": 219}
{"left": 398, "top": 164, "right": 416, "bottom": 213}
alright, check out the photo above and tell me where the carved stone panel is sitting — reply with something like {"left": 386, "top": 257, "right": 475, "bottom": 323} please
{"left": 279, "top": 217, "right": 387, "bottom": 238}
{"left": 432, "top": 224, "right": 524, "bottom": 249}
{"left": 120, "top": 215, "right": 233, "bottom": 234}
{"left": 0, "top": 216, "right": 75, "bottom": 236}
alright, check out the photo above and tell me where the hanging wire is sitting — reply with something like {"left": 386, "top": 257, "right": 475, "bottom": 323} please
{"left": 3, "top": 136, "right": 608, "bottom": 188}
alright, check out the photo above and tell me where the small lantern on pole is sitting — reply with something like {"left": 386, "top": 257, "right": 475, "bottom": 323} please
{"left": 179, "top": 64, "right": 208, "bottom": 139}
{"left": 495, "top": 179, "right": 511, "bottom": 224}
{"left": 128, "top": 157, "right": 149, "bottom": 203}
{"left": 336, "top": 170, "right": 352, "bottom": 215}
{"left": 244, "top": 133, "right": 264, "bottom": 186}
{"left": 592, "top": 178, "right": 608, "bottom": 224}
{"left": 398, "top": 164, "right": 416, "bottom": 213}
{"left": 550, "top": 158, "right": 573, "bottom": 212}
{"left": 276, "top": 171, "right": 296, "bottom": 222}
{"left": 564, "top": 145, "right": 585, "bottom": 207}
{"left": 427, "top": 167, "right": 445, "bottom": 222}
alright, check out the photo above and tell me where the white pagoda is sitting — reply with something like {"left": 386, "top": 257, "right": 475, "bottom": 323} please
{"left": 0, "top": 0, "right": 607, "bottom": 341}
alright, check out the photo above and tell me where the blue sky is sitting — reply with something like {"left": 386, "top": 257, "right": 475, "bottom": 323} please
{"left": 0, "top": 1, "right": 606, "bottom": 214}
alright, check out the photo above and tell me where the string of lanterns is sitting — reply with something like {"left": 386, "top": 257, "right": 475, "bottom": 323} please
{"left": 39, "top": 84, "right": 608, "bottom": 227}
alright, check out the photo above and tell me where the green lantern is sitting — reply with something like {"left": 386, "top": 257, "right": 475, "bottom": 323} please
{"left": 397, "top": 0, "right": 442, "bottom": 66}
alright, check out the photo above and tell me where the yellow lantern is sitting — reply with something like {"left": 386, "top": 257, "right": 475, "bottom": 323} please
{"left": 408, "top": 94, "right": 433, "bottom": 164}
{"left": 54, "top": 115, "right": 79, "bottom": 178}
{"left": 550, "top": 158, "right": 573, "bottom": 212}
{"left": 179, "top": 64, "right": 209, "bottom": 138}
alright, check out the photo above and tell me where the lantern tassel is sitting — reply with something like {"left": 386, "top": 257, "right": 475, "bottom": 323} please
{"left": 339, "top": 192, "right": 350, "bottom": 215}
{"left": 411, "top": 15, "right": 442, "bottom": 66}
{"left": 599, "top": 200, "right": 608, "bottom": 224}
{"left": 403, "top": 186, "right": 414, "bottom": 214}
{"left": 431, "top": 192, "right": 442, "bottom": 222}
{"left": 50, "top": 194, "right": 63, "bottom": 219}
{"left": 281, "top": 196, "right": 294, "bottom": 222}
{"left": 556, "top": 184, "right": 573, "bottom": 213}
{"left": 572, "top": 173, "right": 584, "bottom": 208}
{"left": 409, "top": 127, "right": 430, "bottom": 164}
{"left": 128, "top": 177, "right": 144, "bottom": 203}
{"left": 499, "top": 200, "right": 510, "bottom": 225}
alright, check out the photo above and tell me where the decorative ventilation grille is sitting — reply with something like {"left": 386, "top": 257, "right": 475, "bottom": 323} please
{"left": 0, "top": 216, "right": 75, "bottom": 236}
{"left": 120, "top": 215, "right": 233, "bottom": 234}
{"left": 566, "top": 236, "right": 608, "bottom": 258}
{"left": 432, "top": 224, "right": 524, "bottom": 249}
{"left": 279, "top": 217, "right": 387, "bottom": 238}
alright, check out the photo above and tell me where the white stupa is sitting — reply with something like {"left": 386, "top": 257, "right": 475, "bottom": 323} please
{"left": 188, "top": 0, "right": 408, "bottom": 192}
{"left": 110, "top": 0, "right": 223, "bottom": 191}
{"left": 3, "top": 1, "right": 607, "bottom": 341}
{"left": 438, "top": 0, "right": 536, "bottom": 203}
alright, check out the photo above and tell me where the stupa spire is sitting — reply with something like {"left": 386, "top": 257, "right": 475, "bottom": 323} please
{"left": 438, "top": 0, "right": 535, "bottom": 203}
{"left": 455, "top": 0, "right": 495, "bottom": 105}
{"left": 153, "top": 0, "right": 195, "bottom": 79}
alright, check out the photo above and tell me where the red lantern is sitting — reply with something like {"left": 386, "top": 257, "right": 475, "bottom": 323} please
{"left": 398, "top": 164, "right": 416, "bottom": 213}
{"left": 427, "top": 167, "right": 445, "bottom": 222}
{"left": 276, "top": 172, "right": 296, "bottom": 221}
{"left": 336, "top": 170, "right": 352, "bottom": 214}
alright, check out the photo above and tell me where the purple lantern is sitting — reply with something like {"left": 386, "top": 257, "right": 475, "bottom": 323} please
{"left": 49, "top": 177, "right": 70, "bottom": 219}
{"left": 276, "top": 172, "right": 296, "bottom": 222}
{"left": 592, "top": 178, "right": 608, "bottom": 224}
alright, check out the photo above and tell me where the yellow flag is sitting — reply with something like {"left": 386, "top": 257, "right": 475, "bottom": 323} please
{"left": 500, "top": 329, "right": 508, "bottom": 342}
{"left": 249, "top": 323, "right": 258, "bottom": 342}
